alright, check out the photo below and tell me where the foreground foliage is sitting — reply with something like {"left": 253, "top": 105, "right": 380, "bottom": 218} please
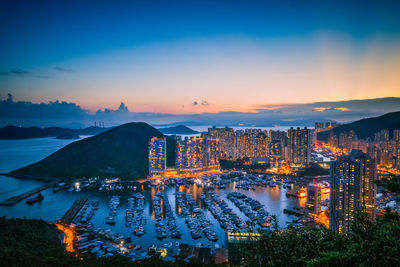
{"left": 237, "top": 211, "right": 400, "bottom": 266}
{"left": 0, "top": 217, "right": 210, "bottom": 267}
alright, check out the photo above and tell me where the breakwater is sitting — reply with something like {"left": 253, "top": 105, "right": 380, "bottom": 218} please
{"left": 59, "top": 198, "right": 88, "bottom": 225}
{"left": 0, "top": 181, "right": 58, "bottom": 206}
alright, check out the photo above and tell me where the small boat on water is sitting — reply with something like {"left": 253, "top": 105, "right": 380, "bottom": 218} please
{"left": 52, "top": 185, "right": 62, "bottom": 193}
{"left": 26, "top": 193, "right": 44, "bottom": 205}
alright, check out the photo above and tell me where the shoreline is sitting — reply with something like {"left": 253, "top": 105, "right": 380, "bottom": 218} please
{"left": 0, "top": 173, "right": 59, "bottom": 183}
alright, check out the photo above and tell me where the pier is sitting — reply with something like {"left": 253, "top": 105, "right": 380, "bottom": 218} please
{"left": 59, "top": 198, "right": 88, "bottom": 225}
{"left": 0, "top": 181, "right": 58, "bottom": 206}
{"left": 283, "top": 208, "right": 304, "bottom": 217}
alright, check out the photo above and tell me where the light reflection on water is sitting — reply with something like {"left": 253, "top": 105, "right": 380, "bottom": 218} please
{"left": 0, "top": 137, "right": 307, "bottom": 248}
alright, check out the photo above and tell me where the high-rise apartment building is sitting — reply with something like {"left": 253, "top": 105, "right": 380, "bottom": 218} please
{"left": 306, "top": 183, "right": 322, "bottom": 214}
{"left": 148, "top": 137, "right": 167, "bottom": 176}
{"left": 203, "top": 136, "right": 220, "bottom": 169}
{"left": 175, "top": 136, "right": 220, "bottom": 173}
{"left": 329, "top": 150, "right": 376, "bottom": 234}
{"left": 288, "top": 127, "right": 311, "bottom": 166}
{"left": 242, "top": 131, "right": 269, "bottom": 158}
{"left": 270, "top": 139, "right": 282, "bottom": 168}
{"left": 374, "top": 129, "right": 390, "bottom": 142}
{"left": 395, "top": 130, "right": 400, "bottom": 171}
{"left": 207, "top": 127, "right": 234, "bottom": 158}
{"left": 339, "top": 130, "right": 355, "bottom": 152}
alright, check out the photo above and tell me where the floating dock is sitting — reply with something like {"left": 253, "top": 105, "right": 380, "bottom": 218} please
{"left": 0, "top": 181, "right": 58, "bottom": 206}
{"left": 59, "top": 198, "right": 88, "bottom": 225}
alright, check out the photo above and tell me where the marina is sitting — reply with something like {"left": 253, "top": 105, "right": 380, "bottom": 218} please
{"left": 0, "top": 137, "right": 323, "bottom": 262}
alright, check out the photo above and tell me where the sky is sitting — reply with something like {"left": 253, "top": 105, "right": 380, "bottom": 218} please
{"left": 1, "top": 0, "right": 400, "bottom": 125}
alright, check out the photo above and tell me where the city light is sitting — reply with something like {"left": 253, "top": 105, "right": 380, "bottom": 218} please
{"left": 55, "top": 223, "right": 77, "bottom": 254}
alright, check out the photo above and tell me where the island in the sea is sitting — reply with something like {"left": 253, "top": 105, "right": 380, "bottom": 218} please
{"left": 158, "top": 125, "right": 199, "bottom": 135}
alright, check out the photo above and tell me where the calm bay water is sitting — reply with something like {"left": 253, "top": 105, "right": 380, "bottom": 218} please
{"left": 0, "top": 137, "right": 302, "bottom": 248}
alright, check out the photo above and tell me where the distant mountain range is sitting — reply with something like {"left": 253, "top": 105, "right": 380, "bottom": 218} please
{"left": 0, "top": 125, "right": 109, "bottom": 139}
{"left": 158, "top": 125, "right": 199, "bottom": 135}
{"left": 9, "top": 122, "right": 176, "bottom": 180}
{"left": 317, "top": 111, "right": 400, "bottom": 142}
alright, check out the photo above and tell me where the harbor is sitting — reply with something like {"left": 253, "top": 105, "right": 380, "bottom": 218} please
{"left": 31, "top": 171, "right": 327, "bottom": 262}
{"left": 0, "top": 137, "right": 329, "bottom": 262}
{"left": 0, "top": 181, "right": 58, "bottom": 206}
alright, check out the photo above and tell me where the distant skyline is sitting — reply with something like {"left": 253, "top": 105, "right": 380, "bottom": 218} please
{"left": 1, "top": 0, "right": 400, "bottom": 115}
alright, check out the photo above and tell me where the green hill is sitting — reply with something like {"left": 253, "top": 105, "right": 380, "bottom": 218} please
{"left": 317, "top": 111, "right": 400, "bottom": 142}
{"left": 9, "top": 122, "right": 176, "bottom": 180}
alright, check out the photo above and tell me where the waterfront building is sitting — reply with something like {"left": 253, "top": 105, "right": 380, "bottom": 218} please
{"left": 175, "top": 136, "right": 220, "bottom": 174}
{"left": 176, "top": 137, "right": 204, "bottom": 171}
{"left": 329, "top": 150, "right": 376, "bottom": 234}
{"left": 270, "top": 139, "right": 282, "bottom": 168}
{"left": 306, "top": 182, "right": 322, "bottom": 214}
{"left": 207, "top": 126, "right": 234, "bottom": 158}
{"left": 203, "top": 136, "right": 220, "bottom": 169}
{"left": 148, "top": 137, "right": 167, "bottom": 177}
{"left": 288, "top": 127, "right": 311, "bottom": 166}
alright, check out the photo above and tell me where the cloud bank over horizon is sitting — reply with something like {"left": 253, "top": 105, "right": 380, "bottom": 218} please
{"left": 1, "top": 94, "right": 399, "bottom": 128}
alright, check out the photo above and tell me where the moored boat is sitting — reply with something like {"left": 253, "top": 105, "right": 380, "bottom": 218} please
{"left": 26, "top": 193, "right": 44, "bottom": 204}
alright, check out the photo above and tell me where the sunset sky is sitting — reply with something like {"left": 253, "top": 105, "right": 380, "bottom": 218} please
{"left": 1, "top": 0, "right": 400, "bottom": 115}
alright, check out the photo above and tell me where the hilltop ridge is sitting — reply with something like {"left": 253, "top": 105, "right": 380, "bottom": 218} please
{"left": 317, "top": 111, "right": 400, "bottom": 141}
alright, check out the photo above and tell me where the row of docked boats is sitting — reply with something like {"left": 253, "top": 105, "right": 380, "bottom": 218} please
{"left": 227, "top": 192, "right": 271, "bottom": 228}
{"left": 176, "top": 192, "right": 218, "bottom": 242}
{"left": 125, "top": 197, "right": 135, "bottom": 227}
{"left": 99, "top": 183, "right": 138, "bottom": 192}
{"left": 153, "top": 192, "right": 182, "bottom": 240}
{"left": 153, "top": 193, "right": 167, "bottom": 239}
{"left": 73, "top": 200, "right": 99, "bottom": 225}
{"left": 201, "top": 192, "right": 249, "bottom": 232}
{"left": 131, "top": 193, "right": 146, "bottom": 236}
{"left": 75, "top": 222, "right": 139, "bottom": 258}
{"left": 106, "top": 195, "right": 120, "bottom": 225}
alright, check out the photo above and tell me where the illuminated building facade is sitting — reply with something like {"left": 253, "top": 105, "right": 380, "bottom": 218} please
{"left": 148, "top": 137, "right": 167, "bottom": 176}
{"left": 374, "top": 129, "right": 390, "bottom": 142}
{"left": 206, "top": 127, "right": 272, "bottom": 160}
{"left": 176, "top": 137, "right": 204, "bottom": 170}
{"left": 395, "top": 130, "right": 400, "bottom": 171}
{"left": 203, "top": 136, "right": 220, "bottom": 169}
{"left": 270, "top": 139, "right": 282, "bottom": 168}
{"left": 233, "top": 131, "right": 244, "bottom": 159}
{"left": 329, "top": 150, "right": 376, "bottom": 234}
{"left": 339, "top": 130, "right": 355, "bottom": 151}
{"left": 207, "top": 126, "right": 234, "bottom": 158}
{"left": 175, "top": 136, "right": 220, "bottom": 174}
{"left": 242, "top": 130, "right": 269, "bottom": 158}
{"left": 288, "top": 127, "right": 311, "bottom": 166}
{"left": 306, "top": 183, "right": 322, "bottom": 214}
